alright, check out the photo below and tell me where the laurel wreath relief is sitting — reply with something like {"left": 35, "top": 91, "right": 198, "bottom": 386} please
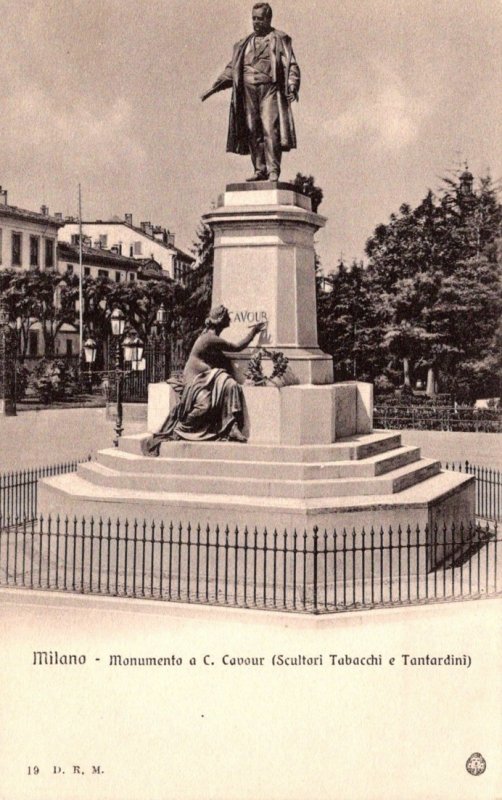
{"left": 244, "top": 347, "right": 289, "bottom": 386}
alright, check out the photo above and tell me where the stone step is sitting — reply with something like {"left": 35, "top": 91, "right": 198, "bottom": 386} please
{"left": 96, "top": 446, "right": 421, "bottom": 481}
{"left": 118, "top": 431, "right": 403, "bottom": 463}
{"left": 78, "top": 457, "right": 441, "bottom": 500}
{"left": 39, "top": 469, "right": 473, "bottom": 537}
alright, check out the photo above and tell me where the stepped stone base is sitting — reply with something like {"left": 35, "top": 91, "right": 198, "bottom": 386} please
{"left": 39, "top": 431, "right": 475, "bottom": 573}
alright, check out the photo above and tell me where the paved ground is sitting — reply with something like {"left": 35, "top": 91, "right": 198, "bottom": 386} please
{"left": 398, "top": 428, "right": 502, "bottom": 469}
{"left": 0, "top": 408, "right": 500, "bottom": 472}
{"left": 0, "top": 408, "right": 145, "bottom": 471}
{"left": 0, "top": 589, "right": 500, "bottom": 800}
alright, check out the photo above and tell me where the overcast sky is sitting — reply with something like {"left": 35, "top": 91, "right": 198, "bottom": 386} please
{"left": 1, "top": 0, "right": 501, "bottom": 266}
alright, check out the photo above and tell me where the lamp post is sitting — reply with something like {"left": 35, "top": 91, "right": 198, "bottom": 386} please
{"left": 109, "top": 308, "right": 145, "bottom": 447}
{"left": 123, "top": 333, "right": 144, "bottom": 368}
{"left": 110, "top": 307, "right": 126, "bottom": 446}
{"left": 83, "top": 335, "right": 97, "bottom": 393}
{"left": 156, "top": 303, "right": 170, "bottom": 379}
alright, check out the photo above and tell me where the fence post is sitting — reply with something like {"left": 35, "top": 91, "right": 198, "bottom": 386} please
{"left": 313, "top": 526, "right": 319, "bottom": 613}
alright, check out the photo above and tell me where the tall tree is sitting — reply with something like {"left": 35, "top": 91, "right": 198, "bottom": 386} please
{"left": 364, "top": 170, "right": 502, "bottom": 397}
{"left": 178, "top": 222, "right": 214, "bottom": 352}
{"left": 317, "top": 259, "right": 387, "bottom": 381}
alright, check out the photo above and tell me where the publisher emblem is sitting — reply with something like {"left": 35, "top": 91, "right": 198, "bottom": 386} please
{"left": 466, "top": 753, "right": 486, "bottom": 776}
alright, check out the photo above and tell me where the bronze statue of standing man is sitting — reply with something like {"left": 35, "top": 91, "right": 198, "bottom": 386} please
{"left": 201, "top": 3, "right": 300, "bottom": 182}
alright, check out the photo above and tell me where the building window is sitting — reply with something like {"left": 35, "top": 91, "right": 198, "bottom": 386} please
{"left": 98, "top": 269, "right": 109, "bottom": 278}
{"left": 45, "top": 238, "right": 54, "bottom": 268}
{"left": 12, "top": 232, "right": 22, "bottom": 266}
{"left": 66, "top": 264, "right": 74, "bottom": 275}
{"left": 129, "top": 272, "right": 135, "bottom": 281}
{"left": 0, "top": 228, "right": 2, "bottom": 264}
{"left": 28, "top": 330, "right": 38, "bottom": 356}
{"left": 115, "top": 271, "right": 121, "bottom": 282}
{"left": 133, "top": 241, "right": 142, "bottom": 255}
{"left": 71, "top": 234, "right": 80, "bottom": 245}
{"left": 99, "top": 234, "right": 108, "bottom": 248}
{"left": 84, "top": 267, "right": 91, "bottom": 276}
{"left": 30, "top": 236, "right": 40, "bottom": 267}
{"left": 66, "top": 339, "right": 73, "bottom": 356}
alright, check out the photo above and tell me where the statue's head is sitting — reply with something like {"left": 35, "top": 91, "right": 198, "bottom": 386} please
{"left": 252, "top": 3, "right": 272, "bottom": 35}
{"left": 204, "top": 305, "right": 231, "bottom": 332}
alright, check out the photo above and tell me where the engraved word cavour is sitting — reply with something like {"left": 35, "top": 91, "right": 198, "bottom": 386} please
{"left": 229, "top": 310, "right": 268, "bottom": 325}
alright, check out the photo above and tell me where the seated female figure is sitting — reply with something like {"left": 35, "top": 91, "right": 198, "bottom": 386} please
{"left": 142, "top": 305, "right": 265, "bottom": 455}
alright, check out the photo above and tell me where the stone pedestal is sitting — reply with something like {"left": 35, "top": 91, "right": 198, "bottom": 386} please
{"left": 147, "top": 382, "right": 179, "bottom": 432}
{"left": 243, "top": 382, "right": 372, "bottom": 444}
{"left": 203, "top": 182, "right": 333, "bottom": 385}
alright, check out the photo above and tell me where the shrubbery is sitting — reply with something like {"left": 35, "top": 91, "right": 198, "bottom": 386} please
{"left": 27, "top": 359, "right": 85, "bottom": 405}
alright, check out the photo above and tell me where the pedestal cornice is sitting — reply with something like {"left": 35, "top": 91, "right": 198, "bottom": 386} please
{"left": 203, "top": 204, "right": 326, "bottom": 231}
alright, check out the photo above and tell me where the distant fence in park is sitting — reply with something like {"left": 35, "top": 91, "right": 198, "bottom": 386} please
{"left": 374, "top": 404, "right": 502, "bottom": 433}
{"left": 0, "top": 516, "right": 499, "bottom": 613}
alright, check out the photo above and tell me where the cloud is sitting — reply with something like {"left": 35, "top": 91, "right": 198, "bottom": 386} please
{"left": 0, "top": 81, "right": 146, "bottom": 173}
{"left": 326, "top": 64, "right": 437, "bottom": 151}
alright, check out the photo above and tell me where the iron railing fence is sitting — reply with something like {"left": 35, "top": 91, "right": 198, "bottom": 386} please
{"left": 442, "top": 461, "right": 501, "bottom": 522}
{"left": 105, "top": 338, "right": 185, "bottom": 403}
{"left": 0, "top": 457, "right": 91, "bottom": 524}
{"left": 0, "top": 517, "right": 498, "bottom": 614}
{"left": 374, "top": 405, "right": 502, "bottom": 433}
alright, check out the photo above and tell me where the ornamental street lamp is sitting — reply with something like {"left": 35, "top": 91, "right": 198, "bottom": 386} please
{"left": 83, "top": 335, "right": 97, "bottom": 394}
{"left": 110, "top": 308, "right": 144, "bottom": 446}
{"left": 110, "top": 307, "right": 126, "bottom": 337}
{"left": 123, "top": 333, "right": 145, "bottom": 369}
{"left": 156, "top": 304, "right": 167, "bottom": 326}
{"left": 111, "top": 308, "right": 126, "bottom": 446}
{"left": 156, "top": 303, "right": 170, "bottom": 378}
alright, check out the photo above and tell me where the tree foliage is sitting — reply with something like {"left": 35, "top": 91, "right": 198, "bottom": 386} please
{"left": 0, "top": 269, "right": 78, "bottom": 357}
{"left": 361, "top": 170, "right": 502, "bottom": 399}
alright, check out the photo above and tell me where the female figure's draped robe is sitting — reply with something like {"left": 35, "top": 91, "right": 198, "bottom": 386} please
{"left": 141, "top": 330, "right": 245, "bottom": 456}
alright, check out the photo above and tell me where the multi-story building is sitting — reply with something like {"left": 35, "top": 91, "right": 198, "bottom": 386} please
{"left": 60, "top": 213, "right": 194, "bottom": 285}
{"left": 0, "top": 186, "right": 62, "bottom": 271}
{"left": 57, "top": 241, "right": 164, "bottom": 284}
{"left": 0, "top": 188, "right": 189, "bottom": 360}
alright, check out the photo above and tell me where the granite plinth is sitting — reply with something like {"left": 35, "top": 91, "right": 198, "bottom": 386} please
{"left": 225, "top": 181, "right": 300, "bottom": 192}
{"left": 243, "top": 382, "right": 372, "bottom": 443}
{"left": 204, "top": 185, "right": 332, "bottom": 385}
{"left": 145, "top": 381, "right": 372, "bottom": 442}
{"left": 147, "top": 383, "right": 179, "bottom": 432}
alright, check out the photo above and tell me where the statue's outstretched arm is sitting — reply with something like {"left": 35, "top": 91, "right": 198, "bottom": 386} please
{"left": 201, "top": 62, "right": 233, "bottom": 101}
